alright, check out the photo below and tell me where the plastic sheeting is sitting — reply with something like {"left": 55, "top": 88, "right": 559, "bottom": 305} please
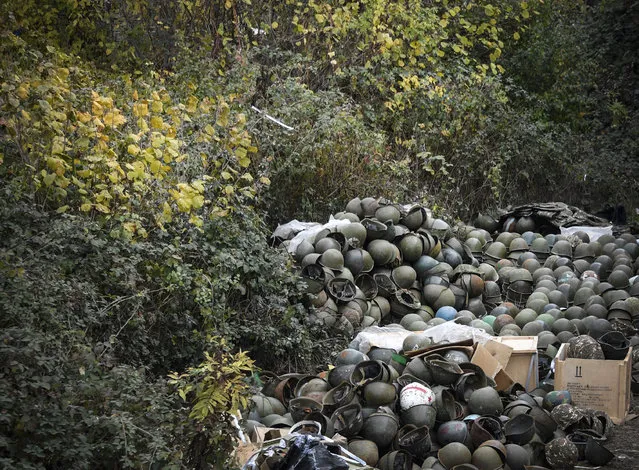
{"left": 350, "top": 323, "right": 494, "bottom": 354}
{"left": 275, "top": 217, "right": 352, "bottom": 255}
{"left": 560, "top": 225, "right": 614, "bottom": 242}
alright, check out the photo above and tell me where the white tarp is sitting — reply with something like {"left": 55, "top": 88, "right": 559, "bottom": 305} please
{"left": 281, "top": 217, "right": 352, "bottom": 255}
{"left": 350, "top": 323, "right": 494, "bottom": 354}
{"left": 560, "top": 225, "right": 614, "bottom": 242}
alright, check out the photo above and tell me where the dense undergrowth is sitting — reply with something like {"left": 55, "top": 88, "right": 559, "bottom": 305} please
{"left": 0, "top": 0, "right": 637, "bottom": 468}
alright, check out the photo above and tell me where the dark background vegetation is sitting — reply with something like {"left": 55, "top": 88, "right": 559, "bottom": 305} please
{"left": 0, "top": 0, "right": 637, "bottom": 468}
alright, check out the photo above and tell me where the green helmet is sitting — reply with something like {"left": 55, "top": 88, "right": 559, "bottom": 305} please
{"left": 392, "top": 265, "right": 418, "bottom": 289}
{"left": 338, "top": 222, "right": 367, "bottom": 248}
{"left": 438, "top": 442, "right": 472, "bottom": 469}
{"left": 484, "top": 241, "right": 508, "bottom": 262}
{"left": 496, "top": 231, "right": 517, "bottom": 246}
{"left": 344, "top": 197, "right": 363, "bottom": 217}
{"left": 360, "top": 407, "right": 400, "bottom": 449}
{"left": 471, "top": 446, "right": 504, "bottom": 470}
{"left": 402, "top": 333, "right": 433, "bottom": 352}
{"left": 464, "top": 237, "right": 485, "bottom": 256}
{"left": 402, "top": 205, "right": 427, "bottom": 231}
{"left": 608, "top": 269, "right": 630, "bottom": 289}
{"left": 301, "top": 264, "right": 326, "bottom": 294}
{"left": 377, "top": 450, "right": 413, "bottom": 470}
{"left": 515, "top": 216, "right": 536, "bottom": 233}
{"left": 398, "top": 233, "right": 425, "bottom": 263}
{"left": 422, "top": 284, "right": 456, "bottom": 311}
{"left": 551, "top": 240, "right": 573, "bottom": 258}
{"left": 251, "top": 394, "right": 286, "bottom": 417}
{"left": 468, "top": 387, "right": 503, "bottom": 416}
{"left": 295, "top": 239, "right": 315, "bottom": 262}
{"left": 509, "top": 237, "right": 530, "bottom": 254}
{"left": 368, "top": 239, "right": 396, "bottom": 266}
{"left": 375, "top": 204, "right": 401, "bottom": 225}
{"left": 347, "top": 439, "right": 379, "bottom": 467}
{"left": 530, "top": 237, "right": 550, "bottom": 255}
{"left": 344, "top": 249, "right": 365, "bottom": 276}
{"left": 573, "top": 242, "right": 595, "bottom": 261}
{"left": 363, "top": 381, "right": 397, "bottom": 407}
{"left": 475, "top": 213, "right": 498, "bottom": 233}
{"left": 319, "top": 248, "right": 344, "bottom": 270}
{"left": 315, "top": 236, "right": 342, "bottom": 254}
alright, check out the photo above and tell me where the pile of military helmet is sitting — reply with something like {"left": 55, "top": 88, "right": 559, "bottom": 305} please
{"left": 246, "top": 197, "right": 639, "bottom": 469}
{"left": 244, "top": 347, "right": 616, "bottom": 469}
{"left": 290, "top": 197, "right": 639, "bottom": 389}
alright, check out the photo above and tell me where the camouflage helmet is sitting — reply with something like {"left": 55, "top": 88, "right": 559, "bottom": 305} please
{"left": 545, "top": 437, "right": 579, "bottom": 470}
{"left": 567, "top": 335, "right": 605, "bottom": 359}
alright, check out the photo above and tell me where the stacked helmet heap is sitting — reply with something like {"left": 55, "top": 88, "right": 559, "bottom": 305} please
{"left": 256, "top": 197, "right": 638, "bottom": 468}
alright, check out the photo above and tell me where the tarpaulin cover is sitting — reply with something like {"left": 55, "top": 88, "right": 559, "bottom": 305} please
{"left": 272, "top": 435, "right": 348, "bottom": 470}
{"left": 498, "top": 202, "right": 609, "bottom": 234}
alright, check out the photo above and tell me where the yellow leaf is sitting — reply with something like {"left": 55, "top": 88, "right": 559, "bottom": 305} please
{"left": 56, "top": 205, "right": 69, "bottom": 214}
{"left": 92, "top": 101, "right": 104, "bottom": 116}
{"left": 259, "top": 176, "right": 271, "bottom": 185}
{"left": 80, "top": 203, "right": 92, "bottom": 212}
{"left": 133, "top": 102, "right": 149, "bottom": 117}
{"left": 151, "top": 100, "right": 163, "bottom": 113}
{"left": 513, "top": 32, "right": 520, "bottom": 40}
{"left": 186, "top": 95, "right": 198, "bottom": 113}
{"left": 150, "top": 116, "right": 163, "bottom": 129}
{"left": 225, "top": 0, "right": 232, "bottom": 8}
{"left": 43, "top": 173, "right": 56, "bottom": 186}
{"left": 104, "top": 111, "right": 126, "bottom": 127}
{"left": 221, "top": 171, "right": 232, "bottom": 180}
{"left": 216, "top": 102, "right": 230, "bottom": 127}
{"left": 16, "top": 86, "right": 29, "bottom": 99}
{"left": 271, "top": 21, "right": 278, "bottom": 29}
{"left": 127, "top": 144, "right": 141, "bottom": 156}
{"left": 224, "top": 185, "right": 234, "bottom": 195}
{"left": 77, "top": 111, "right": 92, "bottom": 123}
{"left": 20, "top": 109, "right": 31, "bottom": 121}
{"left": 235, "top": 147, "right": 248, "bottom": 159}
{"left": 150, "top": 160, "right": 162, "bottom": 173}
{"left": 132, "top": 89, "right": 139, "bottom": 101}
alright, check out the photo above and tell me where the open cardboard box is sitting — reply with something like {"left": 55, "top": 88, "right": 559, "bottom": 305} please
{"left": 493, "top": 336, "right": 539, "bottom": 391}
{"left": 554, "top": 343, "right": 632, "bottom": 424}
{"left": 471, "top": 339, "right": 515, "bottom": 391}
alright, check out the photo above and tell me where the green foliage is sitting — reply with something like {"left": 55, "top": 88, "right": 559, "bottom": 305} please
{"left": 2, "top": 0, "right": 639, "bottom": 468}
{"left": 0, "top": 29, "right": 261, "bottom": 231}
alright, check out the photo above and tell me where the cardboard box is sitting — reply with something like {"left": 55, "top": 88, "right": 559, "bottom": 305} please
{"left": 471, "top": 340, "right": 515, "bottom": 391}
{"left": 554, "top": 343, "right": 632, "bottom": 424}
{"left": 494, "top": 336, "right": 539, "bottom": 391}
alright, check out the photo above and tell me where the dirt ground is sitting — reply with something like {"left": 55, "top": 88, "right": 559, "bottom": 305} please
{"left": 596, "top": 400, "right": 639, "bottom": 470}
